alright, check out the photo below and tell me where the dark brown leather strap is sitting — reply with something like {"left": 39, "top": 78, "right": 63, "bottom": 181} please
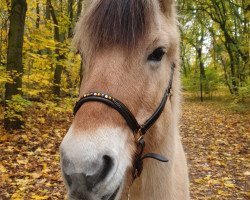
{"left": 73, "top": 93, "right": 141, "bottom": 132}
{"left": 133, "top": 136, "right": 168, "bottom": 178}
{"left": 140, "top": 63, "right": 175, "bottom": 134}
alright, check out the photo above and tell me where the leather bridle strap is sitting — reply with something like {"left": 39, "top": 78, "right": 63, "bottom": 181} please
{"left": 140, "top": 63, "right": 175, "bottom": 134}
{"left": 73, "top": 94, "right": 141, "bottom": 132}
{"left": 73, "top": 63, "right": 175, "bottom": 179}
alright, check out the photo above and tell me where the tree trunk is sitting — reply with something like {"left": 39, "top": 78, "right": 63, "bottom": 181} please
{"left": 197, "top": 31, "right": 205, "bottom": 102}
{"left": 36, "top": 0, "right": 40, "bottom": 28}
{"left": 68, "top": 0, "right": 74, "bottom": 37}
{"left": 4, "top": 0, "right": 27, "bottom": 130}
{"left": 198, "top": 47, "right": 204, "bottom": 102}
{"left": 53, "top": 55, "right": 63, "bottom": 97}
{"left": 225, "top": 41, "right": 238, "bottom": 94}
{"left": 198, "top": 47, "right": 206, "bottom": 79}
{"left": 48, "top": 0, "right": 65, "bottom": 97}
{"left": 221, "top": 57, "right": 234, "bottom": 94}
{"left": 45, "top": 0, "right": 50, "bottom": 20}
{"left": 219, "top": 20, "right": 239, "bottom": 94}
{"left": 76, "top": 0, "right": 83, "bottom": 20}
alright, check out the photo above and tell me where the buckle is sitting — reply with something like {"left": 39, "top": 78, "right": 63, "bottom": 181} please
{"left": 134, "top": 128, "right": 143, "bottom": 143}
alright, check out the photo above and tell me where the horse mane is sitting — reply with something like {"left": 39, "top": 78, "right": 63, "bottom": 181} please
{"left": 74, "top": 0, "right": 154, "bottom": 52}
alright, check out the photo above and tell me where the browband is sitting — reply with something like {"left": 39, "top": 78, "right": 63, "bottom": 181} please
{"left": 73, "top": 63, "right": 175, "bottom": 179}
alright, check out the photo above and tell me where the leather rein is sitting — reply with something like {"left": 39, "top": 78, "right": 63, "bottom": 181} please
{"left": 73, "top": 63, "right": 175, "bottom": 180}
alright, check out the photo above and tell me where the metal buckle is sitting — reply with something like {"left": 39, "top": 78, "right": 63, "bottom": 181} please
{"left": 134, "top": 128, "right": 143, "bottom": 143}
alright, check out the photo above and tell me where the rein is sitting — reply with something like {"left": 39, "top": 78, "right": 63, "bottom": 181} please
{"left": 73, "top": 63, "right": 175, "bottom": 180}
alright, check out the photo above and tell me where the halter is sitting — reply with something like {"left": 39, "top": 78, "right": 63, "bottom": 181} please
{"left": 73, "top": 63, "right": 175, "bottom": 180}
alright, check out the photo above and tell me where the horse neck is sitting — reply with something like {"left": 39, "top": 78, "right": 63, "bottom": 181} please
{"left": 129, "top": 96, "right": 181, "bottom": 199}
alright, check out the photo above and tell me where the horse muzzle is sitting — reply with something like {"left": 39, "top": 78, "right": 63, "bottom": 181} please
{"left": 60, "top": 127, "right": 132, "bottom": 200}
{"left": 61, "top": 154, "right": 120, "bottom": 200}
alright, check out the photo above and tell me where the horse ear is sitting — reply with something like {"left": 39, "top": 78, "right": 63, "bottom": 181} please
{"left": 158, "top": 0, "right": 174, "bottom": 16}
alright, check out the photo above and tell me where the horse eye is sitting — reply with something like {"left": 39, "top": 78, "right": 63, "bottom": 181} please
{"left": 148, "top": 47, "right": 165, "bottom": 62}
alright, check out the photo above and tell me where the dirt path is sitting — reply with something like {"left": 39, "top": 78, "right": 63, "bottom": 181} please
{"left": 0, "top": 100, "right": 249, "bottom": 199}
{"left": 180, "top": 101, "right": 249, "bottom": 200}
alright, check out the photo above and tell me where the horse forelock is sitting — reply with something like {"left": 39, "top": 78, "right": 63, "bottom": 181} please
{"left": 75, "top": 0, "right": 155, "bottom": 52}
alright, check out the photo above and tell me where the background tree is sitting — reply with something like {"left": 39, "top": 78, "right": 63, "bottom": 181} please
{"left": 1, "top": 0, "right": 81, "bottom": 131}
{"left": 0, "top": 0, "right": 248, "bottom": 132}
{"left": 178, "top": 0, "right": 249, "bottom": 99}
{"left": 4, "top": 0, "right": 27, "bottom": 130}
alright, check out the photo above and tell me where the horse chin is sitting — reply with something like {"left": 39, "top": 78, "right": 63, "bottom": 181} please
{"left": 69, "top": 189, "right": 121, "bottom": 200}
{"left": 66, "top": 179, "right": 125, "bottom": 200}
{"left": 103, "top": 185, "right": 121, "bottom": 200}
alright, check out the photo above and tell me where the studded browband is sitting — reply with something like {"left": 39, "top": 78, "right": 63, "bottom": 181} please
{"left": 73, "top": 63, "right": 175, "bottom": 179}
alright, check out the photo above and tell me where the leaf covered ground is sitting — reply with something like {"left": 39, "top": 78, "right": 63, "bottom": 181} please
{"left": 180, "top": 100, "right": 249, "bottom": 200}
{"left": 0, "top": 98, "right": 249, "bottom": 199}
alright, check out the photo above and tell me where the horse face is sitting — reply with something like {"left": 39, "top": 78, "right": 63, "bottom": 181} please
{"left": 60, "top": 0, "right": 177, "bottom": 199}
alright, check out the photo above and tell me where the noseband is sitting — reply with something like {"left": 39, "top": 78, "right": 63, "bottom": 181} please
{"left": 73, "top": 63, "right": 175, "bottom": 180}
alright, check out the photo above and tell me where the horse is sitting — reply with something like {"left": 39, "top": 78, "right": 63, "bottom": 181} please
{"left": 60, "top": 0, "right": 190, "bottom": 199}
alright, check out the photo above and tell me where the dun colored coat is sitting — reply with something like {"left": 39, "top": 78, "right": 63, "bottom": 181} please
{"left": 60, "top": 0, "right": 190, "bottom": 199}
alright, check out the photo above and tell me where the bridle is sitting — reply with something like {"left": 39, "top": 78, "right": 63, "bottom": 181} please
{"left": 73, "top": 63, "right": 175, "bottom": 181}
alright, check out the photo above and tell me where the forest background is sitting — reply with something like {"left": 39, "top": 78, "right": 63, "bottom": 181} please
{"left": 0, "top": 0, "right": 249, "bottom": 199}
{"left": 0, "top": 0, "right": 249, "bottom": 130}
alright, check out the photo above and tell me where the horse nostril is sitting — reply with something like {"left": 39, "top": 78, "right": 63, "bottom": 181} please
{"left": 102, "top": 155, "right": 114, "bottom": 178}
{"left": 86, "top": 155, "right": 114, "bottom": 190}
{"left": 61, "top": 154, "right": 114, "bottom": 192}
